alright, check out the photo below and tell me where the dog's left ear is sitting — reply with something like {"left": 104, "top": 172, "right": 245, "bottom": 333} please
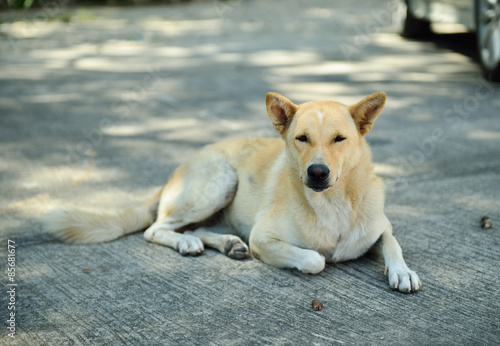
{"left": 266, "top": 92, "right": 299, "bottom": 135}
{"left": 348, "top": 92, "right": 386, "bottom": 136}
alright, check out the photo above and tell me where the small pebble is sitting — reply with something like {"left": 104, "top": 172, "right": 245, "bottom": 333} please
{"left": 481, "top": 216, "right": 492, "bottom": 229}
{"left": 311, "top": 299, "right": 323, "bottom": 311}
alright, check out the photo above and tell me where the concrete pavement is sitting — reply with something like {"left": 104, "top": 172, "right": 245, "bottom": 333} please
{"left": 1, "top": 0, "right": 499, "bottom": 344}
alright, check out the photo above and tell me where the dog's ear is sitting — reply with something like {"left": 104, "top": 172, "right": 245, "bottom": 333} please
{"left": 348, "top": 92, "right": 386, "bottom": 136}
{"left": 266, "top": 92, "right": 298, "bottom": 135}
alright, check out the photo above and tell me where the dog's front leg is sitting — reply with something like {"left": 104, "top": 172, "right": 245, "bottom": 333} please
{"left": 249, "top": 230, "right": 325, "bottom": 274}
{"left": 144, "top": 222, "right": 204, "bottom": 256}
{"left": 375, "top": 225, "right": 421, "bottom": 293}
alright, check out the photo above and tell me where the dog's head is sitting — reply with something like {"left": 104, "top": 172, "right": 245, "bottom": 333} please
{"left": 266, "top": 92, "right": 386, "bottom": 193}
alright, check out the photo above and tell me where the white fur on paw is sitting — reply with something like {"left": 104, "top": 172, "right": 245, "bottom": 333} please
{"left": 177, "top": 235, "right": 204, "bottom": 256}
{"left": 298, "top": 250, "right": 326, "bottom": 274}
{"left": 386, "top": 264, "right": 421, "bottom": 293}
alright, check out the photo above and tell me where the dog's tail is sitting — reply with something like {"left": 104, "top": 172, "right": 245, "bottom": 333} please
{"left": 42, "top": 189, "right": 162, "bottom": 244}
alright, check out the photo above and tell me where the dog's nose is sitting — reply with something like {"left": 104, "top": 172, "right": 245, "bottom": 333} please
{"left": 307, "top": 164, "right": 330, "bottom": 183}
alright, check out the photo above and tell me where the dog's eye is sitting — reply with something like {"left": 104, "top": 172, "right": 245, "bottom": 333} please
{"left": 334, "top": 135, "right": 346, "bottom": 143}
{"left": 296, "top": 135, "right": 308, "bottom": 143}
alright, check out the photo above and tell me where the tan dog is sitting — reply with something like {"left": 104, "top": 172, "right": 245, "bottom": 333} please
{"left": 44, "top": 92, "right": 421, "bottom": 293}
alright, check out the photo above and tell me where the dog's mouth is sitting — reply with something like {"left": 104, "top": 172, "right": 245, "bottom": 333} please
{"left": 306, "top": 184, "right": 331, "bottom": 193}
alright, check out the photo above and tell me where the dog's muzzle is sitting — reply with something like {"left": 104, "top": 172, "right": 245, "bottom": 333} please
{"left": 306, "top": 164, "right": 331, "bottom": 192}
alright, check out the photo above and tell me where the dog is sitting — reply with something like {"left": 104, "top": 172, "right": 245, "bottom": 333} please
{"left": 44, "top": 92, "right": 421, "bottom": 293}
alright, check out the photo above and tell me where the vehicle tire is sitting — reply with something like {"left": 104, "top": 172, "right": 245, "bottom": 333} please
{"left": 475, "top": 0, "right": 500, "bottom": 82}
{"left": 399, "top": 0, "right": 432, "bottom": 38}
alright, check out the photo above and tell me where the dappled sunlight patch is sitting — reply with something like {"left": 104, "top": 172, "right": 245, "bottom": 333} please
{"left": 106, "top": 118, "right": 202, "bottom": 137}
{"left": 269, "top": 62, "right": 356, "bottom": 77}
{"left": 467, "top": 130, "right": 500, "bottom": 141}
{"left": 52, "top": 165, "right": 129, "bottom": 186}
{"left": 21, "top": 93, "right": 81, "bottom": 103}
{"left": 28, "top": 43, "right": 98, "bottom": 60}
{"left": 373, "top": 163, "right": 403, "bottom": 176}
{"left": 75, "top": 55, "right": 200, "bottom": 72}
{"left": 0, "top": 162, "right": 132, "bottom": 217}
{"left": 270, "top": 82, "right": 355, "bottom": 103}
{"left": 372, "top": 33, "right": 429, "bottom": 52}
{"left": 3, "top": 20, "right": 64, "bottom": 39}
{"left": 191, "top": 43, "right": 220, "bottom": 56}
{"left": 12, "top": 183, "right": 160, "bottom": 221}
{"left": 432, "top": 23, "right": 469, "bottom": 34}
{"left": 350, "top": 72, "right": 440, "bottom": 82}
{"left": 142, "top": 18, "right": 221, "bottom": 36}
{"left": 75, "top": 57, "right": 155, "bottom": 72}
{"left": 385, "top": 204, "right": 428, "bottom": 218}
{"left": 96, "top": 40, "right": 146, "bottom": 56}
{"left": 305, "top": 8, "right": 334, "bottom": 19}
{"left": 454, "top": 195, "right": 500, "bottom": 213}
{"left": 0, "top": 64, "right": 49, "bottom": 80}
{"left": 42, "top": 59, "right": 70, "bottom": 69}
{"left": 424, "top": 62, "right": 477, "bottom": 75}
{"left": 247, "top": 50, "right": 321, "bottom": 67}
{"left": 149, "top": 46, "right": 192, "bottom": 58}
{"left": 385, "top": 96, "right": 423, "bottom": 110}
{"left": 155, "top": 121, "right": 242, "bottom": 142}
{"left": 18, "top": 263, "right": 53, "bottom": 280}
{"left": 368, "top": 53, "right": 474, "bottom": 78}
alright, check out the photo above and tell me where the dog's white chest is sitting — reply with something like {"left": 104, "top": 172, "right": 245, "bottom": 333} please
{"left": 305, "top": 193, "right": 352, "bottom": 248}
{"left": 306, "top": 192, "right": 382, "bottom": 262}
{"left": 312, "top": 194, "right": 352, "bottom": 233}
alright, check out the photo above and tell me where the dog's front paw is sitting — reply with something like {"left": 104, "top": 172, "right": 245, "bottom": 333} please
{"left": 385, "top": 264, "right": 421, "bottom": 293}
{"left": 177, "top": 235, "right": 204, "bottom": 256}
{"left": 298, "top": 250, "right": 325, "bottom": 274}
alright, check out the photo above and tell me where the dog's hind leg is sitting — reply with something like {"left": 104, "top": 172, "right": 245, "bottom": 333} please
{"left": 185, "top": 227, "right": 249, "bottom": 259}
{"left": 144, "top": 150, "right": 238, "bottom": 256}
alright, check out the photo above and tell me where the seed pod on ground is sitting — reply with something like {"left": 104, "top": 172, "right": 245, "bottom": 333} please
{"left": 311, "top": 299, "right": 323, "bottom": 311}
{"left": 481, "top": 216, "right": 492, "bottom": 229}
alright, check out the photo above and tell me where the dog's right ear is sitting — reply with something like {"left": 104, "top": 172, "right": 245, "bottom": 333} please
{"left": 266, "top": 92, "right": 298, "bottom": 135}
